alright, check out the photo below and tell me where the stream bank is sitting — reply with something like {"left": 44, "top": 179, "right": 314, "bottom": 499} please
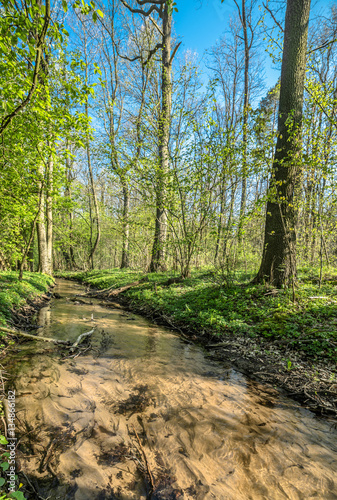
{"left": 0, "top": 272, "right": 55, "bottom": 353}
{"left": 58, "top": 269, "right": 337, "bottom": 419}
{"left": 4, "top": 279, "right": 337, "bottom": 500}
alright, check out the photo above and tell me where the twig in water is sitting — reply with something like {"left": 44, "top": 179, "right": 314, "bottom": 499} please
{"left": 132, "top": 424, "right": 155, "bottom": 492}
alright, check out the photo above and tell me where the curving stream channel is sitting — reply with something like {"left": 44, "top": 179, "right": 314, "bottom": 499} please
{"left": 6, "top": 280, "right": 337, "bottom": 499}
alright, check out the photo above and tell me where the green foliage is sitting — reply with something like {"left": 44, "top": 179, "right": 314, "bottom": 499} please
{"left": 0, "top": 272, "right": 54, "bottom": 327}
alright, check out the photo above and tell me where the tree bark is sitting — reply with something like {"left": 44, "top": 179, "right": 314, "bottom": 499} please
{"left": 149, "top": 2, "right": 172, "bottom": 272}
{"left": 83, "top": 36, "right": 100, "bottom": 270}
{"left": 120, "top": 181, "right": 130, "bottom": 269}
{"left": 36, "top": 162, "right": 49, "bottom": 274}
{"left": 255, "top": 0, "right": 311, "bottom": 287}
{"left": 86, "top": 138, "right": 101, "bottom": 269}
{"left": 46, "top": 149, "right": 53, "bottom": 274}
{"left": 238, "top": 0, "right": 250, "bottom": 242}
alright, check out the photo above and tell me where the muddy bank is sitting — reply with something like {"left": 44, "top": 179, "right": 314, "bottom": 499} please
{"left": 9, "top": 292, "right": 54, "bottom": 330}
{"left": 101, "top": 294, "right": 337, "bottom": 420}
{"left": 6, "top": 280, "right": 337, "bottom": 500}
{"left": 0, "top": 285, "right": 55, "bottom": 358}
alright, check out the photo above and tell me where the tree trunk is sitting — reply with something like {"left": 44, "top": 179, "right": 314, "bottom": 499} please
{"left": 223, "top": 176, "right": 237, "bottom": 259}
{"left": 120, "top": 181, "right": 130, "bottom": 269}
{"left": 238, "top": 0, "right": 250, "bottom": 242}
{"left": 84, "top": 43, "right": 100, "bottom": 269}
{"left": 36, "top": 163, "right": 49, "bottom": 274}
{"left": 46, "top": 150, "right": 53, "bottom": 274}
{"left": 149, "top": 3, "right": 172, "bottom": 272}
{"left": 254, "top": 0, "right": 311, "bottom": 287}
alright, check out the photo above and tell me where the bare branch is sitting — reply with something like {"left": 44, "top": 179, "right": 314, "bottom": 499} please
{"left": 120, "top": 0, "right": 160, "bottom": 17}
{"left": 169, "top": 41, "right": 182, "bottom": 65}
{"left": 142, "top": 42, "right": 163, "bottom": 66}
{"left": 263, "top": 2, "right": 284, "bottom": 33}
{"left": 307, "top": 38, "right": 337, "bottom": 54}
{"left": 149, "top": 15, "right": 164, "bottom": 36}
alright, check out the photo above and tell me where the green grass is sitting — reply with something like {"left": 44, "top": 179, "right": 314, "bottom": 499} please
{"left": 57, "top": 268, "right": 337, "bottom": 363}
{"left": 0, "top": 272, "right": 54, "bottom": 327}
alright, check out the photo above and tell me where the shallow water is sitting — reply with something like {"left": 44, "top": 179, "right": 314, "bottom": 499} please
{"left": 6, "top": 280, "right": 337, "bottom": 499}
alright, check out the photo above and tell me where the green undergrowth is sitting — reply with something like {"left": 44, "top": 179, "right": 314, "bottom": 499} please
{"left": 0, "top": 272, "right": 54, "bottom": 327}
{"left": 57, "top": 268, "right": 337, "bottom": 363}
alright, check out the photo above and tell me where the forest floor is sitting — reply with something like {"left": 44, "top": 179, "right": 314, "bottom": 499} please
{"left": 57, "top": 268, "right": 337, "bottom": 419}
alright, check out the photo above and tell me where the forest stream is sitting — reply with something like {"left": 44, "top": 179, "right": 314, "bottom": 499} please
{"left": 5, "top": 280, "right": 337, "bottom": 500}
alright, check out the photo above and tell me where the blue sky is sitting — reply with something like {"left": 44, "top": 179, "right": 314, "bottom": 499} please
{"left": 172, "top": 0, "right": 334, "bottom": 96}
{"left": 173, "top": 0, "right": 280, "bottom": 90}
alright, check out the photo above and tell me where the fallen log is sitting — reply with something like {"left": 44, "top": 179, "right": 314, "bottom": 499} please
{"left": 0, "top": 326, "right": 69, "bottom": 345}
{"left": 98, "top": 301, "right": 124, "bottom": 309}
{"left": 70, "top": 297, "right": 93, "bottom": 305}
{"left": 108, "top": 277, "right": 149, "bottom": 297}
{"left": 84, "top": 284, "right": 117, "bottom": 297}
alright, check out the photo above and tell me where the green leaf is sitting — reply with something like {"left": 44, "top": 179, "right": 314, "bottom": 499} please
{"left": 0, "top": 477, "right": 5, "bottom": 487}
{"left": 0, "top": 435, "right": 8, "bottom": 445}
{"left": 1, "top": 461, "right": 9, "bottom": 471}
{"left": 10, "top": 492, "right": 26, "bottom": 500}
{"left": 97, "top": 9, "right": 103, "bottom": 17}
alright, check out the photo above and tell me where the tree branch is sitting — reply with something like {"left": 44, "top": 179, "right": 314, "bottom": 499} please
{"left": 0, "top": 0, "right": 51, "bottom": 136}
{"left": 120, "top": 0, "right": 160, "bottom": 17}
{"left": 143, "top": 42, "right": 163, "bottom": 66}
{"left": 170, "top": 41, "right": 181, "bottom": 65}
{"left": 263, "top": 2, "right": 284, "bottom": 33}
{"left": 148, "top": 15, "right": 164, "bottom": 36}
{"left": 307, "top": 38, "right": 337, "bottom": 54}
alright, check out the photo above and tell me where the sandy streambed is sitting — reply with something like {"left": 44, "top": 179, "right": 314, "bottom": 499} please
{"left": 5, "top": 280, "right": 337, "bottom": 499}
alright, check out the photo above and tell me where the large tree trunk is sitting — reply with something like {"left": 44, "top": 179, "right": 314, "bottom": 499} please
{"left": 255, "top": 0, "right": 311, "bottom": 287}
{"left": 149, "top": 3, "right": 172, "bottom": 272}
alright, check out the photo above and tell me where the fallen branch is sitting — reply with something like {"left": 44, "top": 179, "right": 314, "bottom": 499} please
{"left": 70, "top": 298, "right": 93, "bottom": 305}
{"left": 0, "top": 326, "right": 69, "bottom": 345}
{"left": 132, "top": 424, "right": 155, "bottom": 492}
{"left": 98, "top": 302, "right": 124, "bottom": 309}
{"left": 308, "top": 296, "right": 337, "bottom": 302}
{"left": 108, "top": 277, "right": 149, "bottom": 297}
{"left": 70, "top": 327, "right": 96, "bottom": 352}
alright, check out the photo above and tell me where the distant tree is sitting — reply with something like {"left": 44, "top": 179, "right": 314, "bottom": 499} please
{"left": 120, "top": 0, "right": 181, "bottom": 272}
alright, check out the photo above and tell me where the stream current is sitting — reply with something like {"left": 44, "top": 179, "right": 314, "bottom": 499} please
{"left": 6, "top": 280, "right": 337, "bottom": 499}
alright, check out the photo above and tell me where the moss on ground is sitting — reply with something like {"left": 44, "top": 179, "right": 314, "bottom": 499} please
{"left": 57, "top": 268, "right": 337, "bottom": 364}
